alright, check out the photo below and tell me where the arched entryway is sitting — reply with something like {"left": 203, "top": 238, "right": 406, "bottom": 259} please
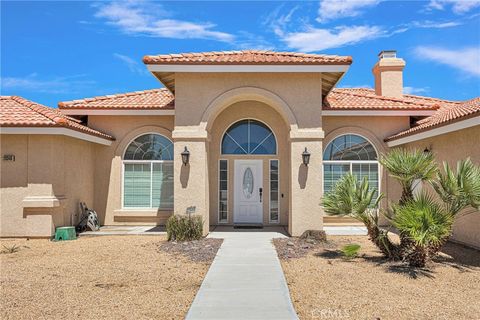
{"left": 208, "top": 100, "right": 290, "bottom": 226}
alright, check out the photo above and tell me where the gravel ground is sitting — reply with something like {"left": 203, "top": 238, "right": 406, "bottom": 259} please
{"left": 275, "top": 236, "right": 480, "bottom": 320}
{"left": 0, "top": 236, "right": 218, "bottom": 320}
{"left": 159, "top": 238, "right": 223, "bottom": 262}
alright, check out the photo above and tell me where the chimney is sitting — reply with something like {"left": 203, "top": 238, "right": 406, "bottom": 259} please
{"left": 372, "top": 50, "right": 406, "bottom": 98}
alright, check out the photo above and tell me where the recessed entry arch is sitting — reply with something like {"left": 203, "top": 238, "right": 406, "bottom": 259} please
{"left": 202, "top": 86, "right": 298, "bottom": 131}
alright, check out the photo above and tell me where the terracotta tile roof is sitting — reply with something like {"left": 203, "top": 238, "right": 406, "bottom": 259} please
{"left": 386, "top": 97, "right": 480, "bottom": 141}
{"left": 143, "top": 50, "right": 352, "bottom": 65}
{"left": 324, "top": 88, "right": 451, "bottom": 110}
{"left": 0, "top": 96, "right": 114, "bottom": 140}
{"left": 58, "top": 88, "right": 174, "bottom": 110}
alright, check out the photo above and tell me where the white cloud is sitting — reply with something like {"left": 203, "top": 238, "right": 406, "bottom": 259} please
{"left": 414, "top": 46, "right": 480, "bottom": 77}
{"left": 403, "top": 86, "right": 430, "bottom": 95}
{"left": 1, "top": 74, "right": 96, "bottom": 94}
{"left": 282, "top": 25, "right": 385, "bottom": 52}
{"left": 113, "top": 53, "right": 147, "bottom": 75}
{"left": 263, "top": 5, "right": 300, "bottom": 37}
{"left": 427, "top": 0, "right": 480, "bottom": 14}
{"left": 317, "top": 0, "right": 381, "bottom": 22}
{"left": 411, "top": 20, "right": 462, "bottom": 28}
{"left": 94, "top": 1, "right": 234, "bottom": 42}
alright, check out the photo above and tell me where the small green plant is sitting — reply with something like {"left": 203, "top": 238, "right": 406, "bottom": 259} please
{"left": 340, "top": 244, "right": 361, "bottom": 259}
{"left": 166, "top": 214, "right": 203, "bottom": 241}
{"left": 1, "top": 244, "right": 21, "bottom": 254}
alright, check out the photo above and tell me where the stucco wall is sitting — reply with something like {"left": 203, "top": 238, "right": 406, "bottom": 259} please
{"left": 87, "top": 115, "right": 175, "bottom": 225}
{"left": 174, "top": 73, "right": 323, "bottom": 129}
{"left": 0, "top": 134, "right": 94, "bottom": 237}
{"left": 403, "top": 125, "right": 480, "bottom": 249}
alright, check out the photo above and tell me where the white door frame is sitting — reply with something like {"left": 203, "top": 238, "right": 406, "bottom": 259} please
{"left": 234, "top": 159, "right": 263, "bottom": 224}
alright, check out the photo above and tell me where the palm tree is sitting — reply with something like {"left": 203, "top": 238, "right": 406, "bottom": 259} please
{"left": 321, "top": 174, "right": 401, "bottom": 259}
{"left": 392, "top": 193, "right": 454, "bottom": 267}
{"left": 380, "top": 149, "right": 438, "bottom": 204}
{"left": 432, "top": 158, "right": 480, "bottom": 215}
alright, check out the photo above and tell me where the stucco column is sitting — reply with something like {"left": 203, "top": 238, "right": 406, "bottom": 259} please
{"left": 172, "top": 126, "right": 210, "bottom": 236}
{"left": 289, "top": 127, "right": 324, "bottom": 236}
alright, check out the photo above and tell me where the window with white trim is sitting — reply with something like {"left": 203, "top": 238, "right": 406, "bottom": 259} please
{"left": 123, "top": 134, "right": 174, "bottom": 209}
{"left": 323, "top": 134, "right": 379, "bottom": 196}
{"left": 270, "top": 160, "right": 279, "bottom": 223}
{"left": 219, "top": 159, "right": 228, "bottom": 223}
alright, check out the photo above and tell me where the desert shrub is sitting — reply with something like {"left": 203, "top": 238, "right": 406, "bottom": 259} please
{"left": 1, "top": 244, "right": 20, "bottom": 254}
{"left": 340, "top": 244, "right": 361, "bottom": 259}
{"left": 166, "top": 214, "right": 203, "bottom": 241}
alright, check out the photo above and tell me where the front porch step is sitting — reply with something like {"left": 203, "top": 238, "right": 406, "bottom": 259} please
{"left": 233, "top": 224, "right": 264, "bottom": 229}
{"left": 323, "top": 216, "right": 363, "bottom": 226}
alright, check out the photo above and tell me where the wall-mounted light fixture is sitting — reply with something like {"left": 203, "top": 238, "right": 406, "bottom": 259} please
{"left": 302, "top": 147, "right": 311, "bottom": 166}
{"left": 2, "top": 154, "right": 15, "bottom": 161}
{"left": 181, "top": 146, "right": 190, "bottom": 166}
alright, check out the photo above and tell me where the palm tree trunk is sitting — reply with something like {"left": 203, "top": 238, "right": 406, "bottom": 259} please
{"left": 366, "top": 224, "right": 402, "bottom": 260}
{"left": 407, "top": 246, "right": 428, "bottom": 268}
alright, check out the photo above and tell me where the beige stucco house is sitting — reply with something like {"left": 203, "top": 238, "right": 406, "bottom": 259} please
{"left": 1, "top": 50, "right": 479, "bottom": 247}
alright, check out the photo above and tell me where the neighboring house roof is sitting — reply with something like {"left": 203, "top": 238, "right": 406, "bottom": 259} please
{"left": 324, "top": 88, "right": 450, "bottom": 110}
{"left": 386, "top": 97, "right": 480, "bottom": 142}
{"left": 0, "top": 96, "right": 114, "bottom": 141}
{"left": 143, "top": 50, "right": 352, "bottom": 65}
{"left": 58, "top": 88, "right": 174, "bottom": 110}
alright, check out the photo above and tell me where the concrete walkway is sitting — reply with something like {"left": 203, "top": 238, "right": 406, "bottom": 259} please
{"left": 186, "top": 227, "right": 298, "bottom": 320}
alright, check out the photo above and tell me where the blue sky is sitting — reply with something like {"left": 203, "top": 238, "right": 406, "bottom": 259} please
{"left": 2, "top": 0, "right": 480, "bottom": 107}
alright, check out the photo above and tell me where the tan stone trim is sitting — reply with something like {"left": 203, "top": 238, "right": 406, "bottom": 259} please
{"left": 22, "top": 196, "right": 66, "bottom": 208}
{"left": 289, "top": 126, "right": 325, "bottom": 141}
{"left": 172, "top": 126, "right": 209, "bottom": 140}
{"left": 201, "top": 87, "right": 298, "bottom": 130}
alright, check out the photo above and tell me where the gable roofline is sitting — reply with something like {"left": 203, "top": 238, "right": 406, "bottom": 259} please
{"left": 386, "top": 97, "right": 480, "bottom": 145}
{"left": 143, "top": 50, "right": 352, "bottom": 65}
{"left": 58, "top": 88, "right": 174, "bottom": 110}
{"left": 1, "top": 96, "right": 114, "bottom": 144}
{"left": 143, "top": 50, "right": 352, "bottom": 97}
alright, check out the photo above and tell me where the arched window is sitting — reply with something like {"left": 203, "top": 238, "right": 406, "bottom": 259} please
{"left": 323, "top": 134, "right": 379, "bottom": 195}
{"left": 123, "top": 134, "right": 173, "bottom": 209}
{"left": 221, "top": 119, "right": 276, "bottom": 154}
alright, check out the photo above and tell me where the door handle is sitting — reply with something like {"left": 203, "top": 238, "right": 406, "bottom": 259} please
{"left": 259, "top": 187, "right": 263, "bottom": 202}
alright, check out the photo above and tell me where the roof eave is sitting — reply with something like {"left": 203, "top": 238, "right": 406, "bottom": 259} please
{"left": 0, "top": 125, "right": 114, "bottom": 145}
{"left": 386, "top": 114, "right": 480, "bottom": 146}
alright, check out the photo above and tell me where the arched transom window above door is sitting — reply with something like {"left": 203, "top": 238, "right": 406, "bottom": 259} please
{"left": 221, "top": 119, "right": 277, "bottom": 155}
{"left": 323, "top": 134, "right": 379, "bottom": 195}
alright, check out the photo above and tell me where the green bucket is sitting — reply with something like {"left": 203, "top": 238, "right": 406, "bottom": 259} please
{"left": 54, "top": 226, "right": 77, "bottom": 241}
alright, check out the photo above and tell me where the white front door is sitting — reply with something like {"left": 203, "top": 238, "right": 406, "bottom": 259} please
{"left": 234, "top": 160, "right": 263, "bottom": 224}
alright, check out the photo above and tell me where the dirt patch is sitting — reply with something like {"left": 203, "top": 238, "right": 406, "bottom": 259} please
{"left": 278, "top": 235, "right": 480, "bottom": 320}
{"left": 158, "top": 238, "right": 223, "bottom": 262}
{"left": 273, "top": 237, "right": 333, "bottom": 259}
{"left": 0, "top": 236, "right": 213, "bottom": 320}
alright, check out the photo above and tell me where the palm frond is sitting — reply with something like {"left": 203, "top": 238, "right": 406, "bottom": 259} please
{"left": 432, "top": 158, "right": 480, "bottom": 215}
{"left": 392, "top": 192, "right": 453, "bottom": 247}
{"left": 321, "top": 173, "right": 384, "bottom": 225}
{"left": 380, "top": 149, "right": 438, "bottom": 203}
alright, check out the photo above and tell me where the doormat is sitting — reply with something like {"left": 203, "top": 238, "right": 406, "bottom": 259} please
{"left": 233, "top": 225, "right": 264, "bottom": 229}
